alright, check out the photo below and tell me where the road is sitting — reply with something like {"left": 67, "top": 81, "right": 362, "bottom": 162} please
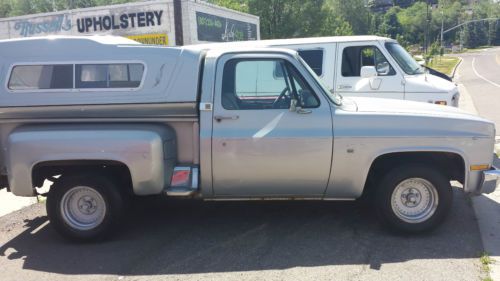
{"left": 454, "top": 47, "right": 500, "bottom": 130}
{"left": 453, "top": 47, "right": 500, "bottom": 281}
{"left": 0, "top": 190, "right": 485, "bottom": 281}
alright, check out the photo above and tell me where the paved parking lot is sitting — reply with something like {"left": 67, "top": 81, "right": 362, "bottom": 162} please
{"left": 0, "top": 188, "right": 486, "bottom": 281}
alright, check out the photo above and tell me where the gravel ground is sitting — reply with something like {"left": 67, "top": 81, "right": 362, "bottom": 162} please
{"left": 0, "top": 186, "right": 485, "bottom": 281}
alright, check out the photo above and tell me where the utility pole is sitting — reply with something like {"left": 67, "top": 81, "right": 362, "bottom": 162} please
{"left": 425, "top": 0, "right": 430, "bottom": 54}
{"left": 440, "top": 10, "right": 444, "bottom": 50}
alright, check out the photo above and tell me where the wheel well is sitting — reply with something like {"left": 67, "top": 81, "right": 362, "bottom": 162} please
{"left": 32, "top": 160, "right": 133, "bottom": 195}
{"left": 363, "top": 152, "right": 465, "bottom": 196}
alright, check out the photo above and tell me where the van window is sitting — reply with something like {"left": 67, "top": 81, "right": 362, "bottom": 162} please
{"left": 76, "top": 63, "right": 144, "bottom": 89}
{"left": 341, "top": 46, "right": 395, "bottom": 77}
{"left": 298, "top": 49, "right": 323, "bottom": 76}
{"left": 8, "top": 65, "right": 73, "bottom": 90}
{"left": 222, "top": 59, "right": 319, "bottom": 110}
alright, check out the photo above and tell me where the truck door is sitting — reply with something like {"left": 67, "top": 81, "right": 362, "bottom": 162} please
{"left": 211, "top": 53, "right": 333, "bottom": 197}
{"left": 335, "top": 42, "right": 404, "bottom": 100}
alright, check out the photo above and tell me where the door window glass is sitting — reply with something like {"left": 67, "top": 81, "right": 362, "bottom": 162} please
{"left": 222, "top": 59, "right": 319, "bottom": 110}
{"left": 298, "top": 49, "right": 323, "bottom": 76}
{"left": 342, "top": 46, "right": 395, "bottom": 77}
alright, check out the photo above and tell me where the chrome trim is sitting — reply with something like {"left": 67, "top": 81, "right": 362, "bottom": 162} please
{"left": 481, "top": 168, "right": 500, "bottom": 194}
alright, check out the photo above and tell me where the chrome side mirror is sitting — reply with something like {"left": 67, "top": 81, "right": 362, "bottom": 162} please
{"left": 360, "top": 66, "right": 377, "bottom": 78}
{"left": 290, "top": 98, "right": 298, "bottom": 112}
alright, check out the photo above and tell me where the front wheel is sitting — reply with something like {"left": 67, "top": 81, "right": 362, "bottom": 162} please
{"left": 375, "top": 165, "right": 453, "bottom": 233}
{"left": 46, "top": 174, "right": 124, "bottom": 241}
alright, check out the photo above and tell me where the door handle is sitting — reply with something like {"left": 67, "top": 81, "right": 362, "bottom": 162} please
{"left": 338, "top": 84, "right": 352, "bottom": 89}
{"left": 214, "top": 115, "right": 239, "bottom": 122}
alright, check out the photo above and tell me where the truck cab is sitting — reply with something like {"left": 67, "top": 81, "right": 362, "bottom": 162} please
{"left": 196, "top": 36, "right": 460, "bottom": 107}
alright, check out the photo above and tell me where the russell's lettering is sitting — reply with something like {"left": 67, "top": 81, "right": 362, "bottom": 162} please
{"left": 14, "top": 15, "right": 72, "bottom": 37}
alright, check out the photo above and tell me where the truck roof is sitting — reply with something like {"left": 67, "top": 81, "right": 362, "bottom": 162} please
{"left": 189, "top": 35, "right": 397, "bottom": 50}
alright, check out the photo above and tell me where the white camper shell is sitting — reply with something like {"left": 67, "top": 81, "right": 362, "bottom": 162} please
{"left": 193, "top": 36, "right": 460, "bottom": 106}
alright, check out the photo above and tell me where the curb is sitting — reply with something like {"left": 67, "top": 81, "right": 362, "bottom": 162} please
{"left": 450, "top": 57, "right": 462, "bottom": 79}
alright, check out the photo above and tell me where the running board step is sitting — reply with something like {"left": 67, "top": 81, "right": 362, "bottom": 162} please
{"left": 164, "top": 166, "right": 199, "bottom": 197}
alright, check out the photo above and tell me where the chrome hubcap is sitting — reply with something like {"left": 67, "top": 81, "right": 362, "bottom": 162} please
{"left": 60, "top": 186, "right": 106, "bottom": 231}
{"left": 391, "top": 178, "right": 438, "bottom": 223}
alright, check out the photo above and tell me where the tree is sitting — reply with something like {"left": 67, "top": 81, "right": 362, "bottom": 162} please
{"left": 397, "top": 2, "right": 428, "bottom": 45}
{"left": 320, "top": 7, "right": 353, "bottom": 36}
{"left": 207, "top": 0, "right": 249, "bottom": 13}
{"left": 379, "top": 7, "right": 403, "bottom": 39}
{"left": 325, "top": 0, "right": 370, "bottom": 34}
{"left": 248, "top": 0, "right": 326, "bottom": 39}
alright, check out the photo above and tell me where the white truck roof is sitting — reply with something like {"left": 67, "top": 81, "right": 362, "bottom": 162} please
{"left": 189, "top": 35, "right": 397, "bottom": 50}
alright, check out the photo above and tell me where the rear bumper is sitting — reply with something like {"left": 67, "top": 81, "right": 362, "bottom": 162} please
{"left": 480, "top": 168, "right": 500, "bottom": 194}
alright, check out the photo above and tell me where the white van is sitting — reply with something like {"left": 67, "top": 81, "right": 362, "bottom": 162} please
{"left": 199, "top": 36, "right": 459, "bottom": 106}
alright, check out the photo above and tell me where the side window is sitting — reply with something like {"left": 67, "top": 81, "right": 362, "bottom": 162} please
{"left": 298, "top": 49, "right": 323, "bottom": 76}
{"left": 76, "top": 63, "right": 144, "bottom": 89}
{"left": 342, "top": 46, "right": 395, "bottom": 77}
{"left": 8, "top": 65, "right": 73, "bottom": 90}
{"left": 222, "top": 59, "right": 319, "bottom": 110}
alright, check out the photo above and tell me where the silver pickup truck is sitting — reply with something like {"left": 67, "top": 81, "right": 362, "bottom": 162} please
{"left": 0, "top": 36, "right": 498, "bottom": 241}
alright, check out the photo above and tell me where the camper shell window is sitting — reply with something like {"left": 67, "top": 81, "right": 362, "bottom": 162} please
{"left": 8, "top": 65, "right": 73, "bottom": 90}
{"left": 76, "top": 63, "right": 144, "bottom": 89}
{"left": 8, "top": 62, "right": 145, "bottom": 91}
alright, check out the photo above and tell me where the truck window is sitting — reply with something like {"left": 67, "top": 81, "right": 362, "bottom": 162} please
{"left": 341, "top": 46, "right": 395, "bottom": 77}
{"left": 76, "top": 63, "right": 144, "bottom": 89}
{"left": 222, "top": 59, "right": 319, "bottom": 110}
{"left": 8, "top": 65, "right": 73, "bottom": 90}
{"left": 298, "top": 49, "right": 323, "bottom": 76}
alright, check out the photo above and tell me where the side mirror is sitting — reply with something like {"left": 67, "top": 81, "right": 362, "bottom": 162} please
{"left": 290, "top": 98, "right": 298, "bottom": 112}
{"left": 376, "top": 62, "right": 390, "bottom": 75}
{"left": 360, "top": 66, "right": 377, "bottom": 78}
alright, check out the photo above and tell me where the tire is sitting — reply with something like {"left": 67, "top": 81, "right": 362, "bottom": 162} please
{"left": 46, "top": 173, "right": 125, "bottom": 241}
{"left": 375, "top": 164, "right": 452, "bottom": 233}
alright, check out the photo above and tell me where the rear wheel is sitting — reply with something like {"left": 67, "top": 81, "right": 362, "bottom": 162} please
{"left": 375, "top": 165, "right": 452, "bottom": 233}
{"left": 47, "top": 174, "right": 124, "bottom": 241}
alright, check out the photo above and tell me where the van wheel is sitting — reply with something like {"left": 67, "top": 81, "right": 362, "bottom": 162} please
{"left": 46, "top": 174, "right": 124, "bottom": 241}
{"left": 375, "top": 164, "right": 452, "bottom": 233}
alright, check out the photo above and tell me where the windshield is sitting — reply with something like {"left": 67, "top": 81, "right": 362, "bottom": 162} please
{"left": 296, "top": 55, "right": 342, "bottom": 105}
{"left": 385, "top": 42, "right": 424, "bottom": 75}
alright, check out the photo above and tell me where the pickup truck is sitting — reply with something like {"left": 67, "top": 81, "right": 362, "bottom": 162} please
{"left": 0, "top": 36, "right": 498, "bottom": 241}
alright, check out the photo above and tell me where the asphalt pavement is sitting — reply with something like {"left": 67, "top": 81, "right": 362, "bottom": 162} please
{"left": 453, "top": 47, "right": 500, "bottom": 281}
{"left": 0, "top": 193, "right": 485, "bottom": 281}
{"left": 454, "top": 47, "right": 500, "bottom": 130}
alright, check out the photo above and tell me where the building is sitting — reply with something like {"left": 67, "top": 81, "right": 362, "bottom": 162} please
{"left": 0, "top": 0, "right": 260, "bottom": 46}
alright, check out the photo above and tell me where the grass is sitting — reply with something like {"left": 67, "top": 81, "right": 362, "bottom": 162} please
{"left": 427, "top": 56, "right": 461, "bottom": 76}
{"left": 479, "top": 252, "right": 495, "bottom": 281}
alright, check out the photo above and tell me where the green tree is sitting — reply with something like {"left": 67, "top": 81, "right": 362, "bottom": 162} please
{"left": 397, "top": 2, "right": 428, "bottom": 45}
{"left": 248, "top": 0, "right": 326, "bottom": 39}
{"left": 325, "top": 0, "right": 370, "bottom": 34}
{"left": 207, "top": 0, "right": 249, "bottom": 13}
{"left": 320, "top": 7, "right": 353, "bottom": 36}
{"left": 379, "top": 7, "right": 403, "bottom": 39}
